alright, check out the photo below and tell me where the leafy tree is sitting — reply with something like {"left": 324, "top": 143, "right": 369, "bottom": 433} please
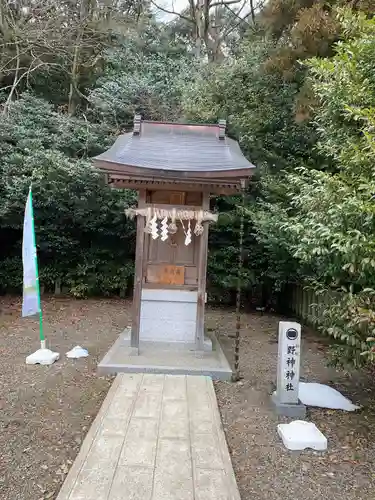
{"left": 151, "top": 0, "right": 256, "bottom": 61}
{"left": 253, "top": 10, "right": 375, "bottom": 366}
{"left": 258, "top": 0, "right": 375, "bottom": 74}
{"left": 90, "top": 23, "right": 195, "bottom": 127}
{"left": 256, "top": 0, "right": 375, "bottom": 117}
{"left": 0, "top": 10, "right": 196, "bottom": 298}
{"left": 0, "top": 94, "right": 136, "bottom": 296}
{"left": 0, "top": 0, "right": 151, "bottom": 114}
{"left": 183, "top": 39, "right": 318, "bottom": 169}
{"left": 182, "top": 38, "right": 320, "bottom": 304}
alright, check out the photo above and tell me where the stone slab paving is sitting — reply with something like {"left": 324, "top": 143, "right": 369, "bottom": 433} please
{"left": 57, "top": 373, "right": 241, "bottom": 500}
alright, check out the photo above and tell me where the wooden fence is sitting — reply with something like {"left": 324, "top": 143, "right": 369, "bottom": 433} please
{"left": 289, "top": 284, "right": 340, "bottom": 328}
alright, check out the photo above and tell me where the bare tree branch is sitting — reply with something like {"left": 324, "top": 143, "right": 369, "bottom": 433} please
{"left": 3, "top": 41, "right": 20, "bottom": 114}
{"left": 150, "top": 0, "right": 194, "bottom": 23}
{"left": 250, "top": 0, "right": 256, "bottom": 24}
{"left": 223, "top": 1, "right": 251, "bottom": 37}
{"left": 210, "top": 0, "right": 243, "bottom": 8}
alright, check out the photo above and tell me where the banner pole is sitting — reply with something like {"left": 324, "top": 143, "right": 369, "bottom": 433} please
{"left": 29, "top": 188, "right": 45, "bottom": 349}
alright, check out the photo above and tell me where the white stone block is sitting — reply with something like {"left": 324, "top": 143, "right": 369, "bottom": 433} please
{"left": 26, "top": 348, "right": 60, "bottom": 365}
{"left": 139, "top": 288, "right": 198, "bottom": 343}
{"left": 277, "top": 420, "right": 327, "bottom": 451}
{"left": 141, "top": 289, "right": 198, "bottom": 303}
{"left": 140, "top": 319, "right": 196, "bottom": 343}
{"left": 141, "top": 300, "right": 197, "bottom": 322}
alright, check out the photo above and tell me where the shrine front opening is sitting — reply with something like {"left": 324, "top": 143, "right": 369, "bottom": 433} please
{"left": 93, "top": 116, "right": 255, "bottom": 377}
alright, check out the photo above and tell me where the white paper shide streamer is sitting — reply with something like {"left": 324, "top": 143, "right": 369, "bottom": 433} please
{"left": 160, "top": 216, "right": 168, "bottom": 241}
{"left": 150, "top": 213, "right": 159, "bottom": 240}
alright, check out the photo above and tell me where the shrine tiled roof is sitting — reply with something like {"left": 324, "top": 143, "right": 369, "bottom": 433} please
{"left": 93, "top": 116, "right": 255, "bottom": 177}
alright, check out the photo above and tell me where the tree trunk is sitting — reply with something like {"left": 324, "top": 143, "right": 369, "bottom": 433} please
{"left": 68, "top": 38, "right": 81, "bottom": 116}
{"left": 68, "top": 0, "right": 92, "bottom": 115}
{"left": 3, "top": 42, "right": 20, "bottom": 114}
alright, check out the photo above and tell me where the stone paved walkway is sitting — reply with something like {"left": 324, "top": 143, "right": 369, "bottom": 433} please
{"left": 57, "top": 373, "right": 240, "bottom": 500}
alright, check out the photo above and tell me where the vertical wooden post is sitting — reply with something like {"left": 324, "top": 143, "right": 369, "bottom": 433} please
{"left": 233, "top": 179, "right": 246, "bottom": 381}
{"left": 298, "top": 285, "right": 303, "bottom": 320}
{"left": 195, "top": 192, "right": 210, "bottom": 351}
{"left": 54, "top": 278, "right": 61, "bottom": 295}
{"left": 296, "top": 285, "right": 302, "bottom": 318}
{"left": 131, "top": 190, "right": 146, "bottom": 350}
{"left": 302, "top": 287, "right": 307, "bottom": 322}
{"left": 305, "top": 288, "right": 310, "bottom": 322}
{"left": 307, "top": 289, "right": 311, "bottom": 322}
{"left": 291, "top": 286, "right": 295, "bottom": 314}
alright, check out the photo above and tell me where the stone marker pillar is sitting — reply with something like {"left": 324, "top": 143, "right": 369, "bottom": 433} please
{"left": 271, "top": 321, "right": 306, "bottom": 417}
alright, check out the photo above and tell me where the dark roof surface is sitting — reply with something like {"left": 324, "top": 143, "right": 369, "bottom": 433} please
{"left": 93, "top": 121, "right": 255, "bottom": 174}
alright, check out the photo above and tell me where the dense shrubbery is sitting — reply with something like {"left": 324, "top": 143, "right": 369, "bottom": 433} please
{"left": 0, "top": 18, "right": 194, "bottom": 298}
{"left": 253, "top": 11, "right": 375, "bottom": 365}
{"left": 1, "top": 2, "right": 375, "bottom": 366}
{"left": 184, "top": 8, "right": 375, "bottom": 366}
{"left": 0, "top": 95, "right": 137, "bottom": 296}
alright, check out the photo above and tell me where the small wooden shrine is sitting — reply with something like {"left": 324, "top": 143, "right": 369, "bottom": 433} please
{"left": 93, "top": 115, "right": 255, "bottom": 353}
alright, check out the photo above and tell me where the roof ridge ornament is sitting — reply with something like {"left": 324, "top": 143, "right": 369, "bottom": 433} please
{"left": 133, "top": 114, "right": 142, "bottom": 135}
{"left": 218, "top": 119, "right": 226, "bottom": 140}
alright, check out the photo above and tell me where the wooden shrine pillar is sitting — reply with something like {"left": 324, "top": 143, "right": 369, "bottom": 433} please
{"left": 131, "top": 190, "right": 146, "bottom": 349}
{"left": 195, "top": 192, "right": 210, "bottom": 350}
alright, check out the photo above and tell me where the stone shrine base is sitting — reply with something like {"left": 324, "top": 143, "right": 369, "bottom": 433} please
{"left": 98, "top": 329, "right": 232, "bottom": 380}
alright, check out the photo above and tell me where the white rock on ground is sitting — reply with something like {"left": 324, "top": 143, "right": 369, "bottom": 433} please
{"left": 66, "top": 346, "right": 89, "bottom": 358}
{"left": 299, "top": 382, "right": 360, "bottom": 411}
{"left": 277, "top": 420, "right": 327, "bottom": 451}
{"left": 26, "top": 348, "right": 60, "bottom": 365}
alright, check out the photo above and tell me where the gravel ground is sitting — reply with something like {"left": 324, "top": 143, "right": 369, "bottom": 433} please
{"left": 0, "top": 297, "right": 130, "bottom": 500}
{"left": 0, "top": 298, "right": 374, "bottom": 500}
{"left": 211, "top": 310, "right": 375, "bottom": 500}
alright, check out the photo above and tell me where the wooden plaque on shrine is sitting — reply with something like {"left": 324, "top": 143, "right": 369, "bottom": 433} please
{"left": 155, "top": 265, "right": 185, "bottom": 285}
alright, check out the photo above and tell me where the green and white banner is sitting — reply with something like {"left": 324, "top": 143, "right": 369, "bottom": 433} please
{"left": 22, "top": 188, "right": 41, "bottom": 318}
